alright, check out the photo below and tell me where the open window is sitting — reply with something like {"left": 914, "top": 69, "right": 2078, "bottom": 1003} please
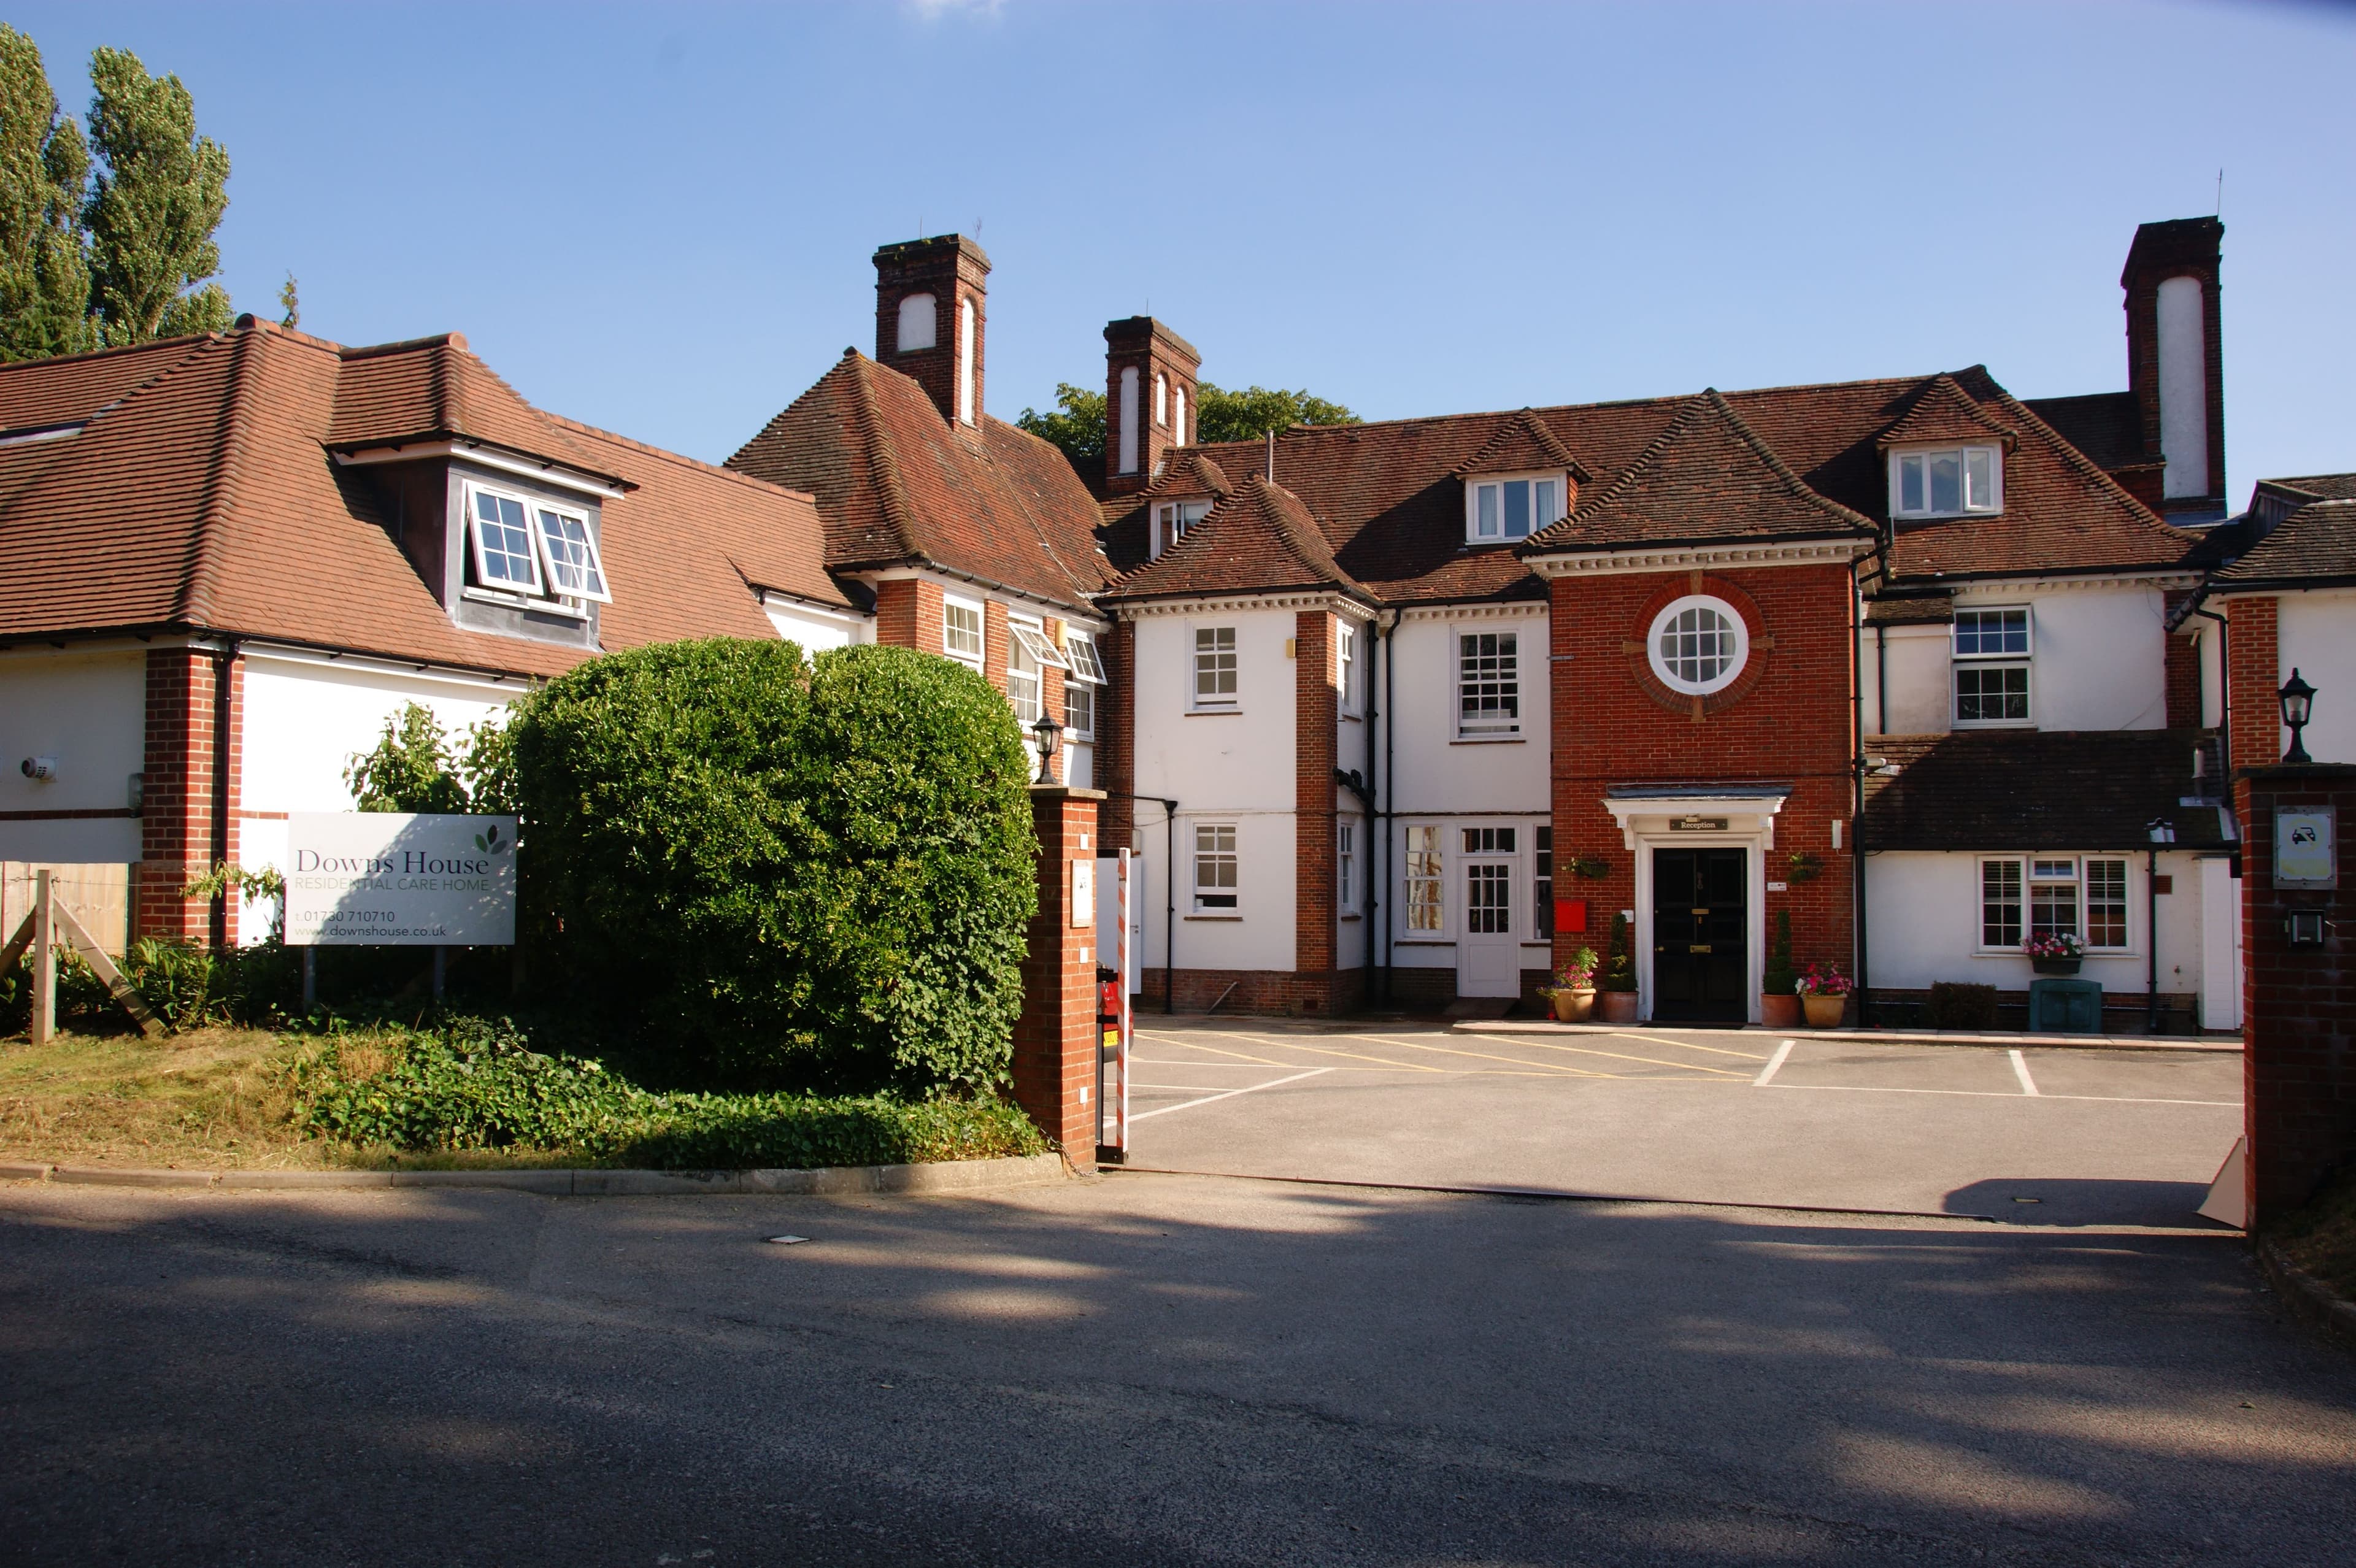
{"left": 1152, "top": 499, "right": 1211, "bottom": 559}
{"left": 1063, "top": 631, "right": 1105, "bottom": 740}
{"left": 464, "top": 482, "right": 612, "bottom": 608}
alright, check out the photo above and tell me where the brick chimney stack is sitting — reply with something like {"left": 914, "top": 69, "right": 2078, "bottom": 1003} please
{"left": 1104, "top": 317, "right": 1201, "bottom": 498}
{"left": 2121, "top": 217, "right": 2225, "bottom": 517}
{"left": 874, "top": 235, "right": 990, "bottom": 428}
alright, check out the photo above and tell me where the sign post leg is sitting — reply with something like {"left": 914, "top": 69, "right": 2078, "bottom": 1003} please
{"left": 301, "top": 947, "right": 316, "bottom": 1011}
{"left": 431, "top": 945, "right": 446, "bottom": 1002}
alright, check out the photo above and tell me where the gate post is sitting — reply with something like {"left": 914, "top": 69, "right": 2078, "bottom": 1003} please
{"left": 1015, "top": 785, "right": 1106, "bottom": 1170}
{"left": 2235, "top": 763, "right": 2356, "bottom": 1227}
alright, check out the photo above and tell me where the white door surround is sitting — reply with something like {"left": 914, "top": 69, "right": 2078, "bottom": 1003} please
{"left": 1603, "top": 787, "right": 1788, "bottom": 1024}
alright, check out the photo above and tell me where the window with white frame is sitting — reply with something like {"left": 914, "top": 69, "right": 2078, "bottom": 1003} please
{"left": 1981, "top": 859, "right": 2023, "bottom": 947}
{"left": 944, "top": 598, "right": 984, "bottom": 666}
{"left": 1338, "top": 620, "right": 1361, "bottom": 713}
{"left": 1648, "top": 596, "right": 1748, "bottom": 696}
{"left": 1006, "top": 620, "right": 1068, "bottom": 726}
{"left": 1465, "top": 473, "right": 1563, "bottom": 544}
{"left": 1154, "top": 372, "right": 1168, "bottom": 427}
{"left": 1891, "top": 445, "right": 2002, "bottom": 520}
{"left": 1193, "top": 823, "right": 1238, "bottom": 910}
{"left": 1457, "top": 631, "right": 1520, "bottom": 737}
{"left": 1337, "top": 820, "right": 1355, "bottom": 909}
{"left": 1534, "top": 826, "right": 1553, "bottom": 939}
{"left": 1954, "top": 606, "right": 2030, "bottom": 726}
{"left": 1193, "top": 626, "right": 1238, "bottom": 707}
{"left": 1980, "top": 856, "right": 2131, "bottom": 950}
{"left": 464, "top": 483, "right": 610, "bottom": 607}
{"left": 1153, "top": 499, "right": 1211, "bottom": 559}
{"left": 1063, "top": 630, "right": 1104, "bottom": 740}
{"left": 1405, "top": 825, "right": 1444, "bottom": 931}
{"left": 2085, "top": 858, "right": 2129, "bottom": 947}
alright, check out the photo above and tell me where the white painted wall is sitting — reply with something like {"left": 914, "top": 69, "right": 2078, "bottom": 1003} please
{"left": 2276, "top": 588, "right": 2356, "bottom": 764}
{"left": 1874, "top": 586, "right": 2175, "bottom": 737}
{"left": 2198, "top": 856, "right": 2242, "bottom": 1030}
{"left": 763, "top": 598, "right": 871, "bottom": 652}
{"left": 0, "top": 647, "right": 147, "bottom": 863}
{"left": 1384, "top": 612, "right": 1550, "bottom": 815}
{"left": 2157, "top": 275, "right": 2209, "bottom": 501}
{"left": 1866, "top": 624, "right": 1953, "bottom": 736}
{"left": 1127, "top": 607, "right": 1298, "bottom": 974}
{"left": 1865, "top": 849, "right": 2207, "bottom": 1003}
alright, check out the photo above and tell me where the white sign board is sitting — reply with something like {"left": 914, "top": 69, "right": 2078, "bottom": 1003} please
{"left": 2276, "top": 807, "right": 2338, "bottom": 890}
{"left": 284, "top": 813, "right": 518, "bottom": 947}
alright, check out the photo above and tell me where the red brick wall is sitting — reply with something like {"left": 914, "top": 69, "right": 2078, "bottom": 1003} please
{"left": 1142, "top": 966, "right": 1362, "bottom": 1017}
{"left": 1013, "top": 787, "right": 1103, "bottom": 1168}
{"left": 2163, "top": 591, "right": 2203, "bottom": 729}
{"left": 1101, "top": 620, "right": 1136, "bottom": 850}
{"left": 871, "top": 578, "right": 949, "bottom": 657}
{"left": 1295, "top": 610, "right": 1337, "bottom": 978}
{"left": 983, "top": 599, "right": 1010, "bottom": 698}
{"left": 137, "top": 646, "right": 241, "bottom": 944}
{"left": 1549, "top": 564, "right": 1857, "bottom": 991}
{"left": 2225, "top": 595, "right": 2280, "bottom": 773}
{"left": 2234, "top": 764, "right": 2356, "bottom": 1224}
{"left": 1102, "top": 318, "right": 1201, "bottom": 498}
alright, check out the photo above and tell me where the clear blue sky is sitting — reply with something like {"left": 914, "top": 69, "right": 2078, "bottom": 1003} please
{"left": 17, "top": 2, "right": 2355, "bottom": 492}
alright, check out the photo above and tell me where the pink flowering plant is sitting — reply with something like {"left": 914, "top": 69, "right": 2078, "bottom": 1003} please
{"left": 1793, "top": 962, "right": 1852, "bottom": 997}
{"left": 2023, "top": 932, "right": 2085, "bottom": 960}
{"left": 1543, "top": 947, "right": 1601, "bottom": 996}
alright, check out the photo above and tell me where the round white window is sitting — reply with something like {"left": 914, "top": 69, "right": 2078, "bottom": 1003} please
{"left": 1647, "top": 595, "right": 1749, "bottom": 696}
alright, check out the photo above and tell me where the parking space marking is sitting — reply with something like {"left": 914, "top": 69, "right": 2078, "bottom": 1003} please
{"left": 1761, "top": 1082, "right": 2235, "bottom": 1107}
{"left": 1128, "top": 1067, "right": 1334, "bottom": 1121}
{"left": 2009, "top": 1050, "right": 2041, "bottom": 1097}
{"left": 1325, "top": 1034, "right": 1616, "bottom": 1078}
{"left": 1754, "top": 1040, "right": 1795, "bottom": 1086}
{"left": 1139, "top": 1029, "right": 1450, "bottom": 1074}
{"left": 1597, "top": 1031, "right": 1771, "bottom": 1061}
{"left": 1132, "top": 1033, "right": 1294, "bottom": 1068}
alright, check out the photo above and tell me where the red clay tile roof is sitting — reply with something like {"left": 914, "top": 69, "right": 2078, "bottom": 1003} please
{"left": 1528, "top": 389, "right": 1875, "bottom": 554}
{"left": 2212, "top": 498, "right": 2356, "bottom": 589}
{"left": 327, "top": 331, "right": 620, "bottom": 485}
{"left": 1102, "top": 473, "right": 1369, "bottom": 604}
{"left": 0, "top": 322, "right": 840, "bottom": 675}
{"left": 0, "top": 335, "right": 209, "bottom": 434}
{"left": 2022, "top": 391, "right": 2147, "bottom": 475}
{"left": 1450, "top": 407, "right": 1592, "bottom": 482}
{"left": 1861, "top": 729, "right": 2227, "bottom": 850}
{"left": 1877, "top": 374, "right": 2017, "bottom": 450}
{"left": 726, "top": 350, "right": 1115, "bottom": 615}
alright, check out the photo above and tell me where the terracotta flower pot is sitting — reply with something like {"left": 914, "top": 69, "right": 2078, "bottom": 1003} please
{"left": 1600, "top": 990, "right": 1640, "bottom": 1024}
{"left": 1760, "top": 993, "right": 1801, "bottom": 1029}
{"left": 1552, "top": 987, "right": 1595, "bottom": 1023}
{"left": 1801, "top": 993, "right": 1847, "bottom": 1028}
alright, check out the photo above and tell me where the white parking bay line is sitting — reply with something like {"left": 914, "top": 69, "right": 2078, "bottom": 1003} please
{"left": 2009, "top": 1049, "right": 2041, "bottom": 1097}
{"left": 1754, "top": 1040, "right": 1796, "bottom": 1086}
{"left": 1128, "top": 1067, "right": 1334, "bottom": 1121}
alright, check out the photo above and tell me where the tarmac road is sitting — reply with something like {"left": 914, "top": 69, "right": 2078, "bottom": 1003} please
{"left": 5, "top": 1172, "right": 2354, "bottom": 1567}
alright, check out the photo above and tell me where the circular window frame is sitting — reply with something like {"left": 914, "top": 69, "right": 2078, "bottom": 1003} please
{"left": 1646, "top": 595, "right": 1750, "bottom": 697}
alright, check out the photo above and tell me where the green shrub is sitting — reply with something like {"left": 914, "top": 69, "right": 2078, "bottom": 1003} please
{"left": 1763, "top": 910, "right": 1796, "bottom": 996}
{"left": 1923, "top": 981, "right": 1998, "bottom": 1031}
{"left": 2, "top": 937, "right": 297, "bottom": 1035}
{"left": 1600, "top": 912, "right": 1635, "bottom": 992}
{"left": 291, "top": 1017, "right": 1046, "bottom": 1168}
{"left": 509, "top": 639, "right": 1038, "bottom": 1094}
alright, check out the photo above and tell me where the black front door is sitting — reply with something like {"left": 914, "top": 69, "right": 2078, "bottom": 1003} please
{"left": 1651, "top": 848, "right": 1747, "bottom": 1023}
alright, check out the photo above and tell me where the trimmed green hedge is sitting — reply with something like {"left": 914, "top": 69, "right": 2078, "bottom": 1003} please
{"left": 507, "top": 638, "right": 1039, "bottom": 1093}
{"left": 291, "top": 1018, "right": 1047, "bottom": 1169}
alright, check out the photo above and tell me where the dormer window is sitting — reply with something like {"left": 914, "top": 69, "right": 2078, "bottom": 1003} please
{"left": 1152, "top": 499, "right": 1211, "bottom": 558}
{"left": 1890, "top": 445, "right": 2002, "bottom": 520}
{"left": 1464, "top": 472, "right": 1564, "bottom": 544}
{"left": 465, "top": 482, "right": 612, "bottom": 607}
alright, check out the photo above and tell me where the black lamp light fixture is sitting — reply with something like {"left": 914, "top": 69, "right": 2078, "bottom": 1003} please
{"left": 2280, "top": 668, "right": 2316, "bottom": 764}
{"left": 1030, "top": 712, "right": 1064, "bottom": 783}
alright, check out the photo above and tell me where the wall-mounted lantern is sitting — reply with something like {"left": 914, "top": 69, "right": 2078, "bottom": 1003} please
{"left": 1030, "top": 712, "right": 1063, "bottom": 783}
{"left": 2280, "top": 668, "right": 2316, "bottom": 764}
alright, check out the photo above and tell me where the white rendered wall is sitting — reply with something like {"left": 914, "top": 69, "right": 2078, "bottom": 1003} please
{"left": 2275, "top": 589, "right": 2356, "bottom": 764}
{"left": 2198, "top": 856, "right": 2242, "bottom": 1030}
{"left": 1868, "top": 624, "right": 1954, "bottom": 736}
{"left": 763, "top": 599, "right": 871, "bottom": 652}
{"left": 2157, "top": 275, "right": 2209, "bottom": 500}
{"left": 1865, "top": 849, "right": 2205, "bottom": 999}
{"left": 0, "top": 647, "right": 146, "bottom": 863}
{"left": 1383, "top": 613, "right": 1550, "bottom": 815}
{"left": 1126, "top": 609, "right": 1299, "bottom": 974}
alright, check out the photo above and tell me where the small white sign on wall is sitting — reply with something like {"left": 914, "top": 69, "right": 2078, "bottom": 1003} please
{"left": 284, "top": 813, "right": 518, "bottom": 946}
{"left": 2275, "top": 807, "right": 2338, "bottom": 890}
{"left": 1071, "top": 858, "right": 1095, "bottom": 927}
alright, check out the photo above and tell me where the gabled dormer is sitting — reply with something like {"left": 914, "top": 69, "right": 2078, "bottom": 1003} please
{"left": 1879, "top": 375, "right": 2016, "bottom": 525}
{"left": 1453, "top": 409, "right": 1589, "bottom": 545}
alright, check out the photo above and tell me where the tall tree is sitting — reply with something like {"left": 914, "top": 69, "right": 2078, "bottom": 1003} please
{"left": 82, "top": 47, "right": 231, "bottom": 344}
{"left": 0, "top": 25, "right": 96, "bottom": 361}
{"left": 1018, "top": 379, "right": 1357, "bottom": 476}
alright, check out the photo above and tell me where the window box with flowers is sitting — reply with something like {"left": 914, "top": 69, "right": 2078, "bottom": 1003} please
{"left": 1794, "top": 963, "right": 1852, "bottom": 1028}
{"left": 2025, "top": 932, "right": 2084, "bottom": 975}
{"left": 1541, "top": 947, "right": 1601, "bottom": 1022}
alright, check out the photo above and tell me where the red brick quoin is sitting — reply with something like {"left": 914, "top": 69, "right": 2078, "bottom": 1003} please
{"left": 1013, "top": 786, "right": 1106, "bottom": 1170}
{"left": 1549, "top": 563, "right": 1857, "bottom": 993}
{"left": 137, "top": 645, "right": 241, "bottom": 945}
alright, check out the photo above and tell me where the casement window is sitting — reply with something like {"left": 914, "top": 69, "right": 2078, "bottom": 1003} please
{"left": 1981, "top": 856, "right": 2131, "bottom": 950}
{"left": 1465, "top": 473, "right": 1563, "bottom": 544}
{"left": 464, "top": 483, "right": 610, "bottom": 605}
{"left": 1193, "top": 626, "right": 1238, "bottom": 708}
{"left": 1954, "top": 606, "right": 2031, "bottom": 726}
{"left": 1152, "top": 499, "right": 1211, "bottom": 559}
{"left": 944, "top": 598, "right": 984, "bottom": 666}
{"left": 1648, "top": 596, "right": 1749, "bottom": 696}
{"left": 1063, "top": 631, "right": 1104, "bottom": 740}
{"left": 1534, "top": 826, "right": 1553, "bottom": 939}
{"left": 1006, "top": 620, "right": 1068, "bottom": 725}
{"left": 1193, "top": 823, "right": 1238, "bottom": 910}
{"left": 1337, "top": 820, "right": 1356, "bottom": 909}
{"left": 1891, "top": 445, "right": 2003, "bottom": 520}
{"left": 1338, "top": 620, "right": 1361, "bottom": 714}
{"left": 1457, "top": 631, "right": 1520, "bottom": 738}
{"left": 1405, "top": 825, "right": 1444, "bottom": 932}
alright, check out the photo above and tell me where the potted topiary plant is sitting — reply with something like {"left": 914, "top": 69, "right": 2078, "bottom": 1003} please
{"left": 1543, "top": 947, "right": 1600, "bottom": 1021}
{"left": 1598, "top": 912, "right": 1639, "bottom": 1023}
{"left": 1794, "top": 962, "right": 1852, "bottom": 1028}
{"left": 1760, "top": 909, "right": 1800, "bottom": 1029}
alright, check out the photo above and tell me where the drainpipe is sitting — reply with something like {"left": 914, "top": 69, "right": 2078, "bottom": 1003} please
{"left": 2147, "top": 836, "right": 2162, "bottom": 1034}
{"left": 210, "top": 638, "right": 239, "bottom": 948}
{"left": 1383, "top": 609, "right": 1399, "bottom": 1005}
{"left": 1875, "top": 623, "right": 1887, "bottom": 737}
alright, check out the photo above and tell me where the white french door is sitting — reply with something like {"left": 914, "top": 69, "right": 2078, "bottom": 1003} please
{"left": 1457, "top": 857, "right": 1519, "bottom": 997}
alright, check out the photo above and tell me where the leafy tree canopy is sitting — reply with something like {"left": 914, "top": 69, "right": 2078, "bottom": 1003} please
{"left": 0, "top": 25, "right": 96, "bottom": 360}
{"left": 343, "top": 701, "right": 509, "bottom": 815}
{"left": 1017, "top": 379, "right": 1357, "bottom": 476}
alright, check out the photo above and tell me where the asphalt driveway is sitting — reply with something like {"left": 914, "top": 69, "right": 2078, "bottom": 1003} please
{"left": 1123, "top": 1021, "right": 2244, "bottom": 1228}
